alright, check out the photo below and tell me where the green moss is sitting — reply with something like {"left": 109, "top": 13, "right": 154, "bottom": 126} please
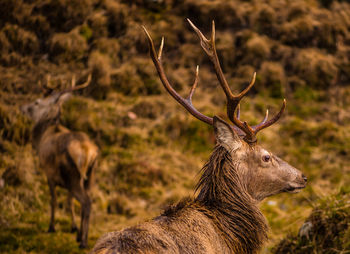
{"left": 281, "top": 118, "right": 342, "bottom": 149}
{"left": 62, "top": 97, "right": 123, "bottom": 146}
{"left": 111, "top": 156, "right": 169, "bottom": 197}
{"left": 183, "top": 120, "right": 213, "bottom": 153}
{"left": 120, "top": 132, "right": 142, "bottom": 149}
{"left": 79, "top": 24, "right": 92, "bottom": 41}
{"left": 131, "top": 100, "right": 164, "bottom": 119}
{"left": 273, "top": 191, "right": 350, "bottom": 253}
{"left": 293, "top": 86, "right": 320, "bottom": 101}
{"left": 159, "top": 116, "right": 213, "bottom": 154}
{"left": 0, "top": 226, "right": 83, "bottom": 253}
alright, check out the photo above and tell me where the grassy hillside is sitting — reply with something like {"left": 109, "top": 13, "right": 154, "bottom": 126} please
{"left": 0, "top": 0, "right": 350, "bottom": 253}
{"left": 273, "top": 190, "right": 350, "bottom": 253}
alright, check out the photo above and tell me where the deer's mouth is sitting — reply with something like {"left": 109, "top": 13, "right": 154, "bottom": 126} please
{"left": 284, "top": 185, "right": 306, "bottom": 193}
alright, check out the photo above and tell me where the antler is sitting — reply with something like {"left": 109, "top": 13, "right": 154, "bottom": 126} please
{"left": 40, "top": 75, "right": 60, "bottom": 95}
{"left": 187, "top": 19, "right": 286, "bottom": 143}
{"left": 143, "top": 20, "right": 286, "bottom": 143}
{"left": 142, "top": 26, "right": 214, "bottom": 126}
{"left": 41, "top": 74, "right": 91, "bottom": 97}
{"left": 58, "top": 74, "right": 92, "bottom": 96}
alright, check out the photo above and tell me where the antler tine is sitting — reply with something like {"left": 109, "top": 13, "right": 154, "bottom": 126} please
{"left": 236, "top": 104, "right": 240, "bottom": 119}
{"left": 252, "top": 99, "right": 286, "bottom": 134}
{"left": 187, "top": 19, "right": 258, "bottom": 138}
{"left": 229, "top": 75, "right": 287, "bottom": 142}
{"left": 72, "top": 74, "right": 91, "bottom": 91}
{"left": 235, "top": 72, "right": 256, "bottom": 103}
{"left": 187, "top": 19, "right": 256, "bottom": 111}
{"left": 187, "top": 19, "right": 233, "bottom": 100}
{"left": 252, "top": 109, "right": 269, "bottom": 129}
{"left": 158, "top": 37, "right": 164, "bottom": 60}
{"left": 43, "top": 74, "right": 52, "bottom": 89}
{"left": 59, "top": 74, "right": 92, "bottom": 95}
{"left": 228, "top": 72, "right": 256, "bottom": 123}
{"left": 41, "top": 74, "right": 60, "bottom": 94}
{"left": 142, "top": 26, "right": 213, "bottom": 125}
{"left": 187, "top": 65, "right": 199, "bottom": 103}
{"left": 71, "top": 74, "right": 76, "bottom": 88}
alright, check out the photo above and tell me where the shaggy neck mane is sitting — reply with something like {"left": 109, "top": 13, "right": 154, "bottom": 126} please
{"left": 195, "top": 145, "right": 268, "bottom": 253}
{"left": 32, "top": 116, "right": 59, "bottom": 151}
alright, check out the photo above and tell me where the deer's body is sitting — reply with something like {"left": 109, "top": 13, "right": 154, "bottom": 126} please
{"left": 21, "top": 76, "right": 97, "bottom": 248}
{"left": 94, "top": 202, "right": 229, "bottom": 254}
{"left": 91, "top": 20, "right": 307, "bottom": 253}
{"left": 93, "top": 146, "right": 267, "bottom": 254}
{"left": 33, "top": 121, "right": 97, "bottom": 185}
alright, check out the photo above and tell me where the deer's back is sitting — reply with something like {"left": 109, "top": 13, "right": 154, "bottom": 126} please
{"left": 92, "top": 204, "right": 229, "bottom": 254}
{"left": 38, "top": 125, "right": 98, "bottom": 184}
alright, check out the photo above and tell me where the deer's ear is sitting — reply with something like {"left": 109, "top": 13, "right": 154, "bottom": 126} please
{"left": 213, "top": 116, "right": 242, "bottom": 152}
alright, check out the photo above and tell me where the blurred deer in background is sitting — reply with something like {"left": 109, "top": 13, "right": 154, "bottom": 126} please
{"left": 20, "top": 75, "right": 98, "bottom": 248}
{"left": 91, "top": 19, "right": 307, "bottom": 254}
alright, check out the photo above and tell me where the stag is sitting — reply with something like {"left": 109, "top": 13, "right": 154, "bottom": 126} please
{"left": 91, "top": 20, "right": 307, "bottom": 254}
{"left": 20, "top": 75, "right": 98, "bottom": 248}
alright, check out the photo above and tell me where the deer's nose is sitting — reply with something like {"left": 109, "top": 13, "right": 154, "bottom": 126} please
{"left": 302, "top": 174, "right": 307, "bottom": 183}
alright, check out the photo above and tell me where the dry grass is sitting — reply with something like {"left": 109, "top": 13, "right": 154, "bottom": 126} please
{"left": 1, "top": 0, "right": 350, "bottom": 253}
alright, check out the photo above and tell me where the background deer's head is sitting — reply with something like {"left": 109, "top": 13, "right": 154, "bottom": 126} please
{"left": 20, "top": 75, "right": 91, "bottom": 124}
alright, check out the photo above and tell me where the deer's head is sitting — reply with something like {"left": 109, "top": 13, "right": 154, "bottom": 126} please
{"left": 213, "top": 117, "right": 306, "bottom": 201}
{"left": 20, "top": 75, "right": 91, "bottom": 124}
{"left": 143, "top": 19, "right": 307, "bottom": 202}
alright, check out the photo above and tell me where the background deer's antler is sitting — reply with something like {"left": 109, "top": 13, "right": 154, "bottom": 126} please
{"left": 57, "top": 74, "right": 91, "bottom": 96}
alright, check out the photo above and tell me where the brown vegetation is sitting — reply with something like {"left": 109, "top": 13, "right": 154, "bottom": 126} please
{"left": 0, "top": 0, "right": 350, "bottom": 252}
{"left": 273, "top": 190, "right": 350, "bottom": 253}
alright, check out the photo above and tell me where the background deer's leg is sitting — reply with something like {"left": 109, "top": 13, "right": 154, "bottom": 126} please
{"left": 72, "top": 181, "right": 91, "bottom": 249}
{"left": 67, "top": 193, "right": 78, "bottom": 233}
{"left": 84, "top": 158, "right": 96, "bottom": 193}
{"left": 79, "top": 192, "right": 91, "bottom": 249}
{"left": 48, "top": 179, "right": 57, "bottom": 233}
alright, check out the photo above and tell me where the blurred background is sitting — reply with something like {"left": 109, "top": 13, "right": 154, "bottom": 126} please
{"left": 0, "top": 0, "right": 350, "bottom": 253}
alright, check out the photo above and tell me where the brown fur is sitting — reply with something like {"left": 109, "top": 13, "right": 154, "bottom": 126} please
{"left": 91, "top": 115, "right": 307, "bottom": 253}
{"left": 91, "top": 146, "right": 267, "bottom": 254}
{"left": 23, "top": 93, "right": 98, "bottom": 248}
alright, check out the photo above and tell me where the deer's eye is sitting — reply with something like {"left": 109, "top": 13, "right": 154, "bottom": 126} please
{"left": 262, "top": 155, "right": 270, "bottom": 162}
